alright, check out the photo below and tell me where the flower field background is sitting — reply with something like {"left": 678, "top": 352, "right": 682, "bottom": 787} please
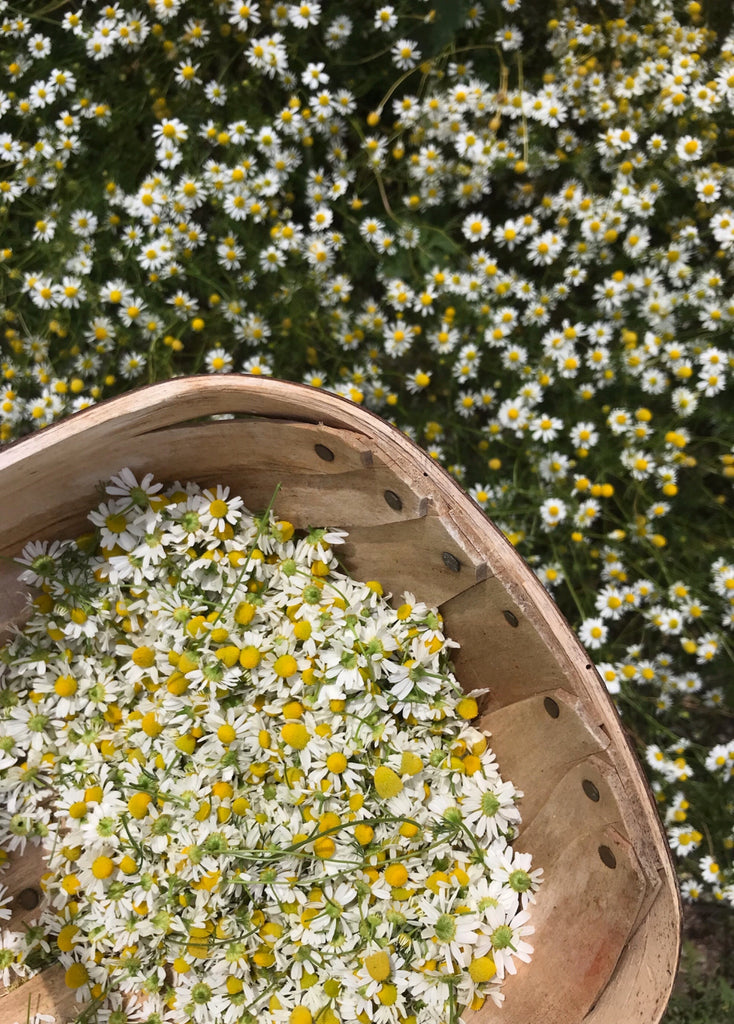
{"left": 0, "top": 0, "right": 733, "bottom": 1013}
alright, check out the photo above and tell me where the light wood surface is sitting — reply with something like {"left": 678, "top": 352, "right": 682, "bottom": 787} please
{"left": 0, "top": 375, "right": 681, "bottom": 1023}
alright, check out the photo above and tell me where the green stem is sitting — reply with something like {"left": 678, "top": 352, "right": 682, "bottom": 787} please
{"left": 212, "top": 483, "right": 282, "bottom": 624}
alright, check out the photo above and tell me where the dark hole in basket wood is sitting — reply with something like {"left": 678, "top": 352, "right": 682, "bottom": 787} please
{"left": 599, "top": 845, "right": 617, "bottom": 869}
{"left": 543, "top": 696, "right": 560, "bottom": 718}
{"left": 583, "top": 779, "right": 600, "bottom": 802}
{"left": 314, "top": 444, "right": 335, "bottom": 462}
{"left": 442, "top": 552, "right": 461, "bottom": 573}
{"left": 17, "top": 887, "right": 40, "bottom": 910}
{"left": 384, "top": 490, "right": 403, "bottom": 511}
{"left": 503, "top": 609, "right": 519, "bottom": 627}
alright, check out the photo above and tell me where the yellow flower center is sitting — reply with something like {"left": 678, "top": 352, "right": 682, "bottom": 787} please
{"left": 92, "top": 855, "right": 115, "bottom": 879}
{"left": 65, "top": 963, "right": 89, "bottom": 989}
{"left": 469, "top": 955, "right": 497, "bottom": 983}
{"left": 209, "top": 499, "right": 229, "bottom": 518}
{"left": 374, "top": 765, "right": 403, "bottom": 798}
{"left": 274, "top": 654, "right": 298, "bottom": 678}
{"left": 364, "top": 950, "right": 391, "bottom": 981}
{"left": 55, "top": 675, "right": 77, "bottom": 697}
{"left": 132, "top": 646, "right": 156, "bottom": 668}
{"left": 281, "top": 722, "right": 309, "bottom": 749}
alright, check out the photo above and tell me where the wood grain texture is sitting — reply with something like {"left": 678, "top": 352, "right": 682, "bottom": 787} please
{"left": 584, "top": 882, "right": 682, "bottom": 1024}
{"left": 441, "top": 576, "right": 576, "bottom": 712}
{"left": 485, "top": 825, "right": 647, "bottom": 1024}
{"left": 0, "top": 376, "right": 681, "bottom": 1024}
{"left": 1, "top": 964, "right": 81, "bottom": 1023}
{"left": 480, "top": 690, "right": 611, "bottom": 828}
{"left": 340, "top": 515, "right": 488, "bottom": 608}
{"left": 3, "top": 845, "right": 47, "bottom": 930}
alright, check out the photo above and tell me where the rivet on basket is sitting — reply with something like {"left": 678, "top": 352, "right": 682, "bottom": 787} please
{"left": 582, "top": 779, "right": 600, "bottom": 802}
{"left": 503, "top": 609, "right": 519, "bottom": 627}
{"left": 314, "top": 443, "right": 335, "bottom": 462}
{"left": 543, "top": 696, "right": 560, "bottom": 718}
{"left": 383, "top": 489, "right": 403, "bottom": 511}
{"left": 441, "top": 551, "right": 461, "bottom": 573}
{"left": 17, "top": 887, "right": 40, "bottom": 910}
{"left": 598, "top": 845, "right": 617, "bottom": 869}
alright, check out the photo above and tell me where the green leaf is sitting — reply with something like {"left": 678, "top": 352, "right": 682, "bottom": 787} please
{"left": 426, "top": 1, "right": 475, "bottom": 53}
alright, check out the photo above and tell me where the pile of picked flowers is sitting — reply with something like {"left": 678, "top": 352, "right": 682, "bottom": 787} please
{"left": 0, "top": 469, "right": 540, "bottom": 1024}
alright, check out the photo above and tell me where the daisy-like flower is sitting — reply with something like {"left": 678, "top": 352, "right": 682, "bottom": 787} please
{"left": 118, "top": 351, "right": 147, "bottom": 379}
{"left": 289, "top": 2, "right": 321, "bottom": 29}
{"left": 14, "top": 538, "right": 70, "bottom": 586}
{"left": 205, "top": 346, "right": 234, "bottom": 373}
{"left": 529, "top": 413, "right": 562, "bottom": 442}
{"left": 462, "top": 213, "right": 490, "bottom": 241}
{"left": 479, "top": 901, "right": 535, "bottom": 979}
{"left": 461, "top": 774, "right": 522, "bottom": 840}
{"left": 105, "top": 467, "right": 163, "bottom": 508}
{"left": 417, "top": 891, "right": 482, "bottom": 971}
{"left": 391, "top": 38, "right": 421, "bottom": 70}
{"left": 87, "top": 500, "right": 141, "bottom": 551}
{"left": 539, "top": 497, "right": 567, "bottom": 528}
{"left": 675, "top": 135, "right": 703, "bottom": 162}
{"left": 199, "top": 485, "right": 245, "bottom": 531}
{"left": 229, "top": 1, "right": 261, "bottom": 30}
{"left": 374, "top": 5, "right": 397, "bottom": 31}
{"left": 406, "top": 368, "right": 432, "bottom": 393}
{"left": 578, "top": 617, "right": 608, "bottom": 650}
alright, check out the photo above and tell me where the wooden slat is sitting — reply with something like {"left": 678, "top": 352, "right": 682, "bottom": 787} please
{"left": 514, "top": 760, "right": 629, "bottom": 870}
{"left": 487, "top": 825, "right": 646, "bottom": 1024}
{"left": 442, "top": 576, "right": 580, "bottom": 711}
{"left": 584, "top": 882, "right": 681, "bottom": 1024}
{"left": 576, "top": 754, "right": 666, "bottom": 937}
{"left": 3, "top": 845, "right": 47, "bottom": 932}
{"left": 493, "top": 759, "right": 651, "bottom": 1023}
{"left": 340, "top": 514, "right": 488, "bottom": 608}
{"left": 481, "top": 690, "right": 611, "bottom": 828}
{"left": 148, "top": 418, "right": 378, "bottom": 475}
{"left": 0, "top": 964, "right": 78, "bottom": 1023}
{"left": 0, "top": 563, "right": 29, "bottom": 640}
{"left": 0, "top": 419, "right": 425, "bottom": 557}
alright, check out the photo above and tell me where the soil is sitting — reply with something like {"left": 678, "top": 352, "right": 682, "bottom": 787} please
{"left": 675, "top": 901, "right": 734, "bottom": 988}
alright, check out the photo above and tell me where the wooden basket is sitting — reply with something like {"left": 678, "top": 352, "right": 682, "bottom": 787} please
{"left": 0, "top": 376, "right": 680, "bottom": 1024}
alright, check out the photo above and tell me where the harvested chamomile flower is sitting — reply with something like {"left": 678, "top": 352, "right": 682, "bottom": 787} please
{"left": 0, "top": 470, "right": 541, "bottom": 1024}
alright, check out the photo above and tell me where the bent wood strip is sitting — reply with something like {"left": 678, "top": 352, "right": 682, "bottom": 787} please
{"left": 3, "top": 844, "right": 47, "bottom": 932}
{"left": 439, "top": 564, "right": 681, "bottom": 973}
{"left": 514, "top": 760, "right": 629, "bottom": 869}
{"left": 0, "top": 567, "right": 28, "bottom": 640}
{"left": 480, "top": 690, "right": 611, "bottom": 828}
{"left": 340, "top": 516, "right": 488, "bottom": 609}
{"left": 0, "top": 963, "right": 79, "bottom": 1022}
{"left": 584, "top": 885, "right": 680, "bottom": 1024}
{"left": 143, "top": 418, "right": 378, "bottom": 475}
{"left": 577, "top": 755, "right": 665, "bottom": 936}
{"left": 0, "top": 419, "right": 422, "bottom": 555}
{"left": 479, "top": 826, "right": 647, "bottom": 1024}
{"left": 441, "top": 576, "right": 591, "bottom": 712}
